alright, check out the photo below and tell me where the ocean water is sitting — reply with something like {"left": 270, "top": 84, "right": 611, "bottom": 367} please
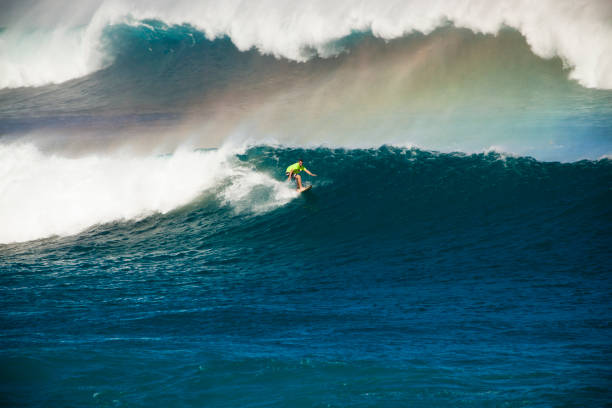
{"left": 1, "top": 1, "right": 612, "bottom": 407}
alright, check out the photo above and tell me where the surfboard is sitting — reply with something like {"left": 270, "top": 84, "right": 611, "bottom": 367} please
{"left": 299, "top": 185, "right": 312, "bottom": 193}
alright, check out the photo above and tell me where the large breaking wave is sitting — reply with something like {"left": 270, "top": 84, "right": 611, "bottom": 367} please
{"left": 1, "top": 0, "right": 611, "bottom": 90}
{"left": 1, "top": 19, "right": 610, "bottom": 162}
{"left": 1, "top": 143, "right": 610, "bottom": 244}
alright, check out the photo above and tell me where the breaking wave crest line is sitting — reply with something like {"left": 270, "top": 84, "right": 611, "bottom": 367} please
{"left": 1, "top": 0, "right": 611, "bottom": 89}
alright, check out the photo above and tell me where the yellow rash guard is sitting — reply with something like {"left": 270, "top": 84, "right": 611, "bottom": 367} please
{"left": 286, "top": 162, "right": 305, "bottom": 174}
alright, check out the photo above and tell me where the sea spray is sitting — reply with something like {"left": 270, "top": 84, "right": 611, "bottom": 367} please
{"left": 0, "top": 143, "right": 295, "bottom": 243}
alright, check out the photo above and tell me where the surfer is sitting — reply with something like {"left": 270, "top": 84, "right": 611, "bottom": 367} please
{"left": 286, "top": 159, "right": 317, "bottom": 192}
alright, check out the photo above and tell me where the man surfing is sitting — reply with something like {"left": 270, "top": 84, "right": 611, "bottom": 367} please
{"left": 286, "top": 159, "right": 317, "bottom": 192}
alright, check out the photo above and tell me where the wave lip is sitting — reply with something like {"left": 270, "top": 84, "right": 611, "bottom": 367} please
{"left": 1, "top": 0, "right": 611, "bottom": 89}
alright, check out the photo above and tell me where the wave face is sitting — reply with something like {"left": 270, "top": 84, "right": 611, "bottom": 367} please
{"left": 0, "top": 22, "right": 611, "bottom": 160}
{"left": 1, "top": 146, "right": 611, "bottom": 406}
{"left": 1, "top": 0, "right": 612, "bottom": 90}
{"left": 1, "top": 145, "right": 610, "bottom": 245}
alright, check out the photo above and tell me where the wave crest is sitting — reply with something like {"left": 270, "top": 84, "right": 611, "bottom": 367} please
{"left": 1, "top": 0, "right": 611, "bottom": 89}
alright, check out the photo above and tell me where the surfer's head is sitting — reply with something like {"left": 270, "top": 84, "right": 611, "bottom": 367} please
{"left": 298, "top": 159, "right": 303, "bottom": 165}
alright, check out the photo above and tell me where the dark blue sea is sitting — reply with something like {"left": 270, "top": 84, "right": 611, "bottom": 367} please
{"left": 1, "top": 2, "right": 612, "bottom": 407}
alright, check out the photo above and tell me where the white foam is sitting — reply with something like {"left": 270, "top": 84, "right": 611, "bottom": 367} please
{"left": 0, "top": 11, "right": 108, "bottom": 88}
{"left": 1, "top": 0, "right": 611, "bottom": 89}
{"left": 220, "top": 168, "right": 298, "bottom": 215}
{"left": 0, "top": 143, "right": 295, "bottom": 244}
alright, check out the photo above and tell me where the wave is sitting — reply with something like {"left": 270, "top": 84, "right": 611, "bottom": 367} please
{"left": 1, "top": 21, "right": 610, "bottom": 162}
{"left": 0, "top": 143, "right": 295, "bottom": 244}
{"left": 1, "top": 0, "right": 611, "bottom": 90}
{"left": 1, "top": 143, "right": 610, "bottom": 245}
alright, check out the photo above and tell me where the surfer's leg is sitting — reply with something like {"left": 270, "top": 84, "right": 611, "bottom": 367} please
{"left": 295, "top": 174, "right": 303, "bottom": 190}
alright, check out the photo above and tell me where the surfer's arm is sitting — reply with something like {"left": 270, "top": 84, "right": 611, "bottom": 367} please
{"left": 304, "top": 168, "right": 317, "bottom": 176}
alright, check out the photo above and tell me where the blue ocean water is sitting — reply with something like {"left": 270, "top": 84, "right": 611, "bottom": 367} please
{"left": 1, "top": 147, "right": 611, "bottom": 407}
{"left": 2, "top": 2, "right": 612, "bottom": 406}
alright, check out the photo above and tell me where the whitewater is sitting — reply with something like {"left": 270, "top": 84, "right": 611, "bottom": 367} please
{"left": 0, "top": 143, "right": 299, "bottom": 244}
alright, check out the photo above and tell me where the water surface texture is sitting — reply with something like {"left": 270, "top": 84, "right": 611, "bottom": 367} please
{"left": 1, "top": 1, "right": 611, "bottom": 407}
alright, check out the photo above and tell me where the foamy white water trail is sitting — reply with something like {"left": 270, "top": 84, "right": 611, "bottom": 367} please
{"left": 1, "top": 0, "right": 611, "bottom": 89}
{"left": 0, "top": 143, "right": 296, "bottom": 244}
